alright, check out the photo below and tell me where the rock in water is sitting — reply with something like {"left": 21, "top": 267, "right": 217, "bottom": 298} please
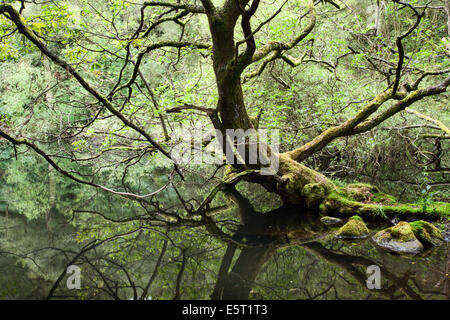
{"left": 336, "top": 216, "right": 369, "bottom": 239}
{"left": 372, "top": 221, "right": 423, "bottom": 254}
{"left": 409, "top": 220, "right": 444, "bottom": 247}
{"left": 320, "top": 216, "right": 343, "bottom": 225}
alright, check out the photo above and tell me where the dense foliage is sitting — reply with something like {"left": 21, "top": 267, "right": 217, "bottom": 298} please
{"left": 0, "top": 0, "right": 448, "bottom": 299}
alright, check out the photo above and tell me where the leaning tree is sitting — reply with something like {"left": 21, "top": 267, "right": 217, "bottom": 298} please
{"left": 0, "top": 0, "right": 449, "bottom": 227}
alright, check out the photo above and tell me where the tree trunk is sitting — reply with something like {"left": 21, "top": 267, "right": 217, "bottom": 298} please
{"left": 205, "top": 3, "right": 448, "bottom": 221}
{"left": 220, "top": 245, "right": 276, "bottom": 300}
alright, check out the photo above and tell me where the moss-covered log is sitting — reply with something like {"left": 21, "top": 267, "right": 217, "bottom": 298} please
{"left": 319, "top": 184, "right": 449, "bottom": 220}
{"left": 225, "top": 153, "right": 449, "bottom": 222}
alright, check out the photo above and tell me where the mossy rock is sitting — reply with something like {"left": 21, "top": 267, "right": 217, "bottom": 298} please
{"left": 372, "top": 222, "right": 423, "bottom": 254}
{"left": 336, "top": 216, "right": 369, "bottom": 239}
{"left": 409, "top": 220, "right": 443, "bottom": 247}
{"left": 320, "top": 216, "right": 343, "bottom": 225}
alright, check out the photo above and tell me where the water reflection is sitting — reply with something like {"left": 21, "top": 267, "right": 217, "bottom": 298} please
{"left": 212, "top": 187, "right": 449, "bottom": 300}
{"left": 0, "top": 186, "right": 448, "bottom": 300}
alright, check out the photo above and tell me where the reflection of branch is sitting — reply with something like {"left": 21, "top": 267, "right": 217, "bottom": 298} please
{"left": 303, "top": 242, "right": 424, "bottom": 300}
{"left": 308, "top": 281, "right": 335, "bottom": 299}
{"left": 141, "top": 239, "right": 168, "bottom": 300}
{"left": 220, "top": 245, "right": 277, "bottom": 299}
{"left": 222, "top": 186, "right": 257, "bottom": 224}
{"left": 0, "top": 130, "right": 172, "bottom": 200}
{"left": 173, "top": 248, "right": 187, "bottom": 300}
{"left": 47, "top": 228, "right": 144, "bottom": 299}
{"left": 211, "top": 243, "right": 237, "bottom": 299}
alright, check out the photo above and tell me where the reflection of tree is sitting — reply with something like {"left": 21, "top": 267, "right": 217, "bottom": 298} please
{"left": 1, "top": 184, "right": 447, "bottom": 300}
{"left": 212, "top": 187, "right": 447, "bottom": 300}
{"left": 44, "top": 227, "right": 198, "bottom": 300}
{"left": 302, "top": 242, "right": 422, "bottom": 300}
{"left": 211, "top": 186, "right": 327, "bottom": 299}
{"left": 212, "top": 243, "right": 276, "bottom": 299}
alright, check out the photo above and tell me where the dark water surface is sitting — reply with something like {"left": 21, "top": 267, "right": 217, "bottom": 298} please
{"left": 0, "top": 192, "right": 448, "bottom": 300}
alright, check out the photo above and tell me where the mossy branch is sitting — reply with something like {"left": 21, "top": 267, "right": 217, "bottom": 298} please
{"left": 405, "top": 108, "right": 450, "bottom": 137}
{"left": 240, "top": 0, "right": 316, "bottom": 81}
{"left": 286, "top": 76, "right": 450, "bottom": 162}
{"left": 319, "top": 184, "right": 449, "bottom": 221}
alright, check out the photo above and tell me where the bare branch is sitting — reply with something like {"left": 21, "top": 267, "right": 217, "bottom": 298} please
{"left": 0, "top": 129, "right": 172, "bottom": 200}
{"left": 411, "top": 68, "right": 450, "bottom": 90}
{"left": 144, "top": 1, "right": 206, "bottom": 14}
{"left": 0, "top": 4, "right": 184, "bottom": 178}
{"left": 234, "top": 0, "right": 261, "bottom": 70}
{"left": 111, "top": 40, "right": 211, "bottom": 95}
{"left": 391, "top": 0, "right": 424, "bottom": 94}
{"left": 251, "top": 0, "right": 316, "bottom": 63}
{"left": 166, "top": 104, "right": 216, "bottom": 115}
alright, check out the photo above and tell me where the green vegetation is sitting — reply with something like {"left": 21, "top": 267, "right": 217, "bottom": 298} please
{"left": 372, "top": 221, "right": 425, "bottom": 255}
{"left": 0, "top": 0, "right": 448, "bottom": 300}
{"left": 320, "top": 186, "right": 450, "bottom": 220}
{"left": 409, "top": 220, "right": 444, "bottom": 246}
{"left": 336, "top": 215, "right": 370, "bottom": 238}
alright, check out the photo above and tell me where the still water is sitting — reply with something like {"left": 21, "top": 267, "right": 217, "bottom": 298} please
{"left": 0, "top": 185, "right": 448, "bottom": 300}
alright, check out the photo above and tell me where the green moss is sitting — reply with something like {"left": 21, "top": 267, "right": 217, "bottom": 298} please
{"left": 347, "top": 183, "right": 380, "bottom": 193}
{"left": 349, "top": 215, "right": 362, "bottom": 221}
{"left": 389, "top": 222, "right": 416, "bottom": 242}
{"left": 337, "top": 183, "right": 396, "bottom": 204}
{"left": 409, "top": 220, "right": 443, "bottom": 246}
{"left": 374, "top": 222, "right": 416, "bottom": 242}
{"left": 371, "top": 192, "right": 397, "bottom": 204}
{"left": 222, "top": 164, "right": 238, "bottom": 182}
{"left": 320, "top": 190, "right": 449, "bottom": 220}
{"left": 277, "top": 154, "right": 335, "bottom": 204}
{"left": 336, "top": 217, "right": 369, "bottom": 238}
{"left": 372, "top": 222, "right": 424, "bottom": 254}
{"left": 301, "top": 183, "right": 327, "bottom": 207}
{"left": 345, "top": 183, "right": 376, "bottom": 202}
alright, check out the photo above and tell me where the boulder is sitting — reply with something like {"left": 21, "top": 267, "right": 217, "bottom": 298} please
{"left": 336, "top": 216, "right": 369, "bottom": 239}
{"left": 372, "top": 221, "right": 423, "bottom": 254}
{"left": 409, "top": 220, "right": 444, "bottom": 247}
